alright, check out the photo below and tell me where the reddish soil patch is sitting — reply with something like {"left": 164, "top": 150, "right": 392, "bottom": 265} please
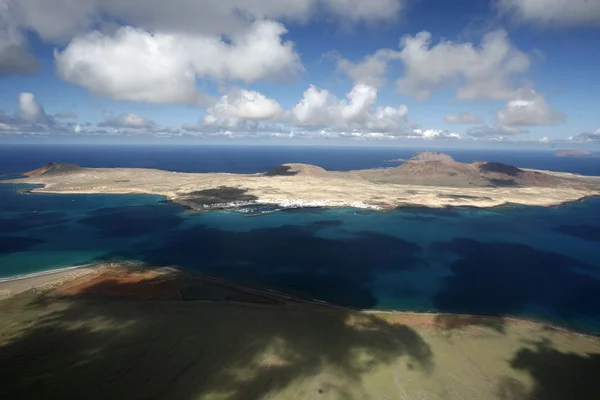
{"left": 58, "top": 273, "right": 181, "bottom": 299}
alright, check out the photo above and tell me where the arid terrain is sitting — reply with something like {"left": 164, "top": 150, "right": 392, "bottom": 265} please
{"left": 0, "top": 264, "right": 599, "bottom": 400}
{"left": 6, "top": 152, "right": 600, "bottom": 211}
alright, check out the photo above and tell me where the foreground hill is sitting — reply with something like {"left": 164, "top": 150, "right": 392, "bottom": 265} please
{"left": 4, "top": 152, "right": 600, "bottom": 210}
{"left": 0, "top": 263, "right": 599, "bottom": 400}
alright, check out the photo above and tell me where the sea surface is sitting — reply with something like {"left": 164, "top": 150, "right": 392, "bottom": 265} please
{"left": 1, "top": 144, "right": 600, "bottom": 333}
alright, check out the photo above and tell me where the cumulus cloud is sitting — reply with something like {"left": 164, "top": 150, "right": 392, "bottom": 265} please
{"left": 467, "top": 125, "right": 528, "bottom": 137}
{"left": 0, "top": 43, "right": 37, "bottom": 77}
{"left": 569, "top": 129, "right": 600, "bottom": 142}
{"left": 324, "top": 0, "right": 405, "bottom": 24}
{"left": 495, "top": 88, "right": 565, "bottom": 126}
{"left": 444, "top": 112, "right": 483, "bottom": 124}
{"left": 290, "top": 84, "right": 409, "bottom": 132}
{"left": 0, "top": 3, "right": 37, "bottom": 76}
{"left": 55, "top": 21, "right": 302, "bottom": 105}
{"left": 200, "top": 89, "right": 283, "bottom": 131}
{"left": 208, "top": 90, "right": 283, "bottom": 120}
{"left": 336, "top": 49, "right": 399, "bottom": 87}
{"left": 498, "top": 0, "right": 600, "bottom": 27}
{"left": 99, "top": 112, "right": 151, "bottom": 129}
{"left": 0, "top": 92, "right": 87, "bottom": 135}
{"left": 18, "top": 92, "right": 51, "bottom": 124}
{"left": 396, "top": 30, "right": 530, "bottom": 100}
{"left": 10, "top": 0, "right": 408, "bottom": 43}
{"left": 182, "top": 83, "right": 410, "bottom": 136}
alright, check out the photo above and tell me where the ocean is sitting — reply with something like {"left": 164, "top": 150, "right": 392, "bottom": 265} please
{"left": 1, "top": 144, "right": 600, "bottom": 333}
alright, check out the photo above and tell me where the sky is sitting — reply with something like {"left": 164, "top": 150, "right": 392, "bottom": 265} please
{"left": 0, "top": 0, "right": 599, "bottom": 147}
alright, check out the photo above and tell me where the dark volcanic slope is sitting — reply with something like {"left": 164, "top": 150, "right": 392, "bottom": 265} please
{"left": 25, "top": 162, "right": 82, "bottom": 177}
{"left": 356, "top": 154, "right": 563, "bottom": 188}
{"left": 385, "top": 160, "right": 485, "bottom": 186}
{"left": 474, "top": 162, "right": 560, "bottom": 187}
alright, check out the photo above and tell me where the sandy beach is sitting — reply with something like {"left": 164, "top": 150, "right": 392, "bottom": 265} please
{"left": 0, "top": 263, "right": 599, "bottom": 400}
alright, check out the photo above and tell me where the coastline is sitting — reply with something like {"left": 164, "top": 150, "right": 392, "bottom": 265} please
{"left": 6, "top": 179, "right": 600, "bottom": 216}
{"left": 2, "top": 261, "right": 598, "bottom": 337}
{"left": 0, "top": 263, "right": 99, "bottom": 283}
{"left": 4, "top": 177, "right": 599, "bottom": 211}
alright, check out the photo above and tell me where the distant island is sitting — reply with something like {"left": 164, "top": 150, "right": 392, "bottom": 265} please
{"left": 555, "top": 149, "right": 600, "bottom": 158}
{"left": 4, "top": 152, "right": 600, "bottom": 211}
{"left": 388, "top": 152, "right": 455, "bottom": 163}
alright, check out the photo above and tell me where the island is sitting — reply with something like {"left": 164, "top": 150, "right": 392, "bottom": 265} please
{"left": 555, "top": 149, "right": 600, "bottom": 158}
{"left": 4, "top": 152, "right": 600, "bottom": 211}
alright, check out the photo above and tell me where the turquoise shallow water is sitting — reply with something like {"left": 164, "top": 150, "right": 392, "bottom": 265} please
{"left": 1, "top": 181, "right": 600, "bottom": 333}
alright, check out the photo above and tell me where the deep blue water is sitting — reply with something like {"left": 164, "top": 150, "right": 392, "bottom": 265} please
{"left": 1, "top": 145, "right": 600, "bottom": 333}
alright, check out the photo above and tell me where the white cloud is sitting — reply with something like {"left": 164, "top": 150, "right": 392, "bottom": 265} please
{"left": 495, "top": 88, "right": 565, "bottom": 126}
{"left": 182, "top": 83, "right": 410, "bottom": 136}
{"left": 208, "top": 90, "right": 283, "bottom": 120}
{"left": 336, "top": 49, "right": 399, "bottom": 87}
{"left": 54, "top": 21, "right": 302, "bottom": 105}
{"left": 324, "top": 0, "right": 405, "bottom": 23}
{"left": 18, "top": 92, "right": 51, "bottom": 124}
{"left": 99, "top": 112, "right": 150, "bottom": 129}
{"left": 411, "top": 129, "right": 462, "bottom": 140}
{"left": 444, "top": 112, "right": 483, "bottom": 124}
{"left": 467, "top": 125, "right": 528, "bottom": 137}
{"left": 291, "top": 84, "right": 408, "bottom": 132}
{"left": 335, "top": 128, "right": 461, "bottom": 141}
{"left": 0, "top": 3, "right": 37, "bottom": 76}
{"left": 0, "top": 122, "right": 21, "bottom": 131}
{"left": 201, "top": 89, "right": 283, "bottom": 131}
{"left": 396, "top": 30, "right": 530, "bottom": 100}
{"left": 0, "top": 92, "right": 87, "bottom": 135}
{"left": 498, "top": 0, "right": 600, "bottom": 27}
{"left": 9, "top": 0, "right": 408, "bottom": 43}
{"left": 569, "top": 129, "right": 600, "bottom": 142}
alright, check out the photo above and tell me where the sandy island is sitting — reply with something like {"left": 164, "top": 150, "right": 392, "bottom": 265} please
{"left": 0, "top": 263, "right": 599, "bottom": 400}
{"left": 3, "top": 152, "right": 600, "bottom": 211}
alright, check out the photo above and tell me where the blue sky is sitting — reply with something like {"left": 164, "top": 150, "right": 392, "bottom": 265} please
{"left": 0, "top": 0, "right": 599, "bottom": 146}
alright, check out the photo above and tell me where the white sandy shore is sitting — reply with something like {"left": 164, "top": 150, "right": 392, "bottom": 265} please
{"left": 0, "top": 264, "right": 103, "bottom": 299}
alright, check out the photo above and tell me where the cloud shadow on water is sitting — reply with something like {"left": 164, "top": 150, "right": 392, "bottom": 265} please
{"left": 99, "top": 223, "right": 425, "bottom": 309}
{"left": 433, "top": 238, "right": 600, "bottom": 329}
{"left": 0, "top": 212, "right": 69, "bottom": 234}
{"left": 554, "top": 224, "right": 600, "bottom": 242}
{"left": 79, "top": 205, "right": 184, "bottom": 237}
{"left": 0, "top": 236, "right": 46, "bottom": 254}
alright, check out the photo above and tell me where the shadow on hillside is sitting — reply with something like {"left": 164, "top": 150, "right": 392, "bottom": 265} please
{"left": 497, "top": 340, "right": 600, "bottom": 400}
{"left": 0, "top": 287, "right": 434, "bottom": 400}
